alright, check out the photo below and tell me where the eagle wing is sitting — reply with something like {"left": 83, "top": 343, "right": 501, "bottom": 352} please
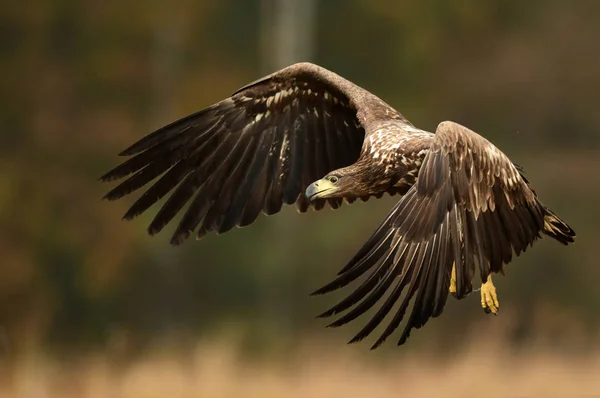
{"left": 102, "top": 63, "right": 380, "bottom": 244}
{"left": 314, "top": 121, "right": 547, "bottom": 348}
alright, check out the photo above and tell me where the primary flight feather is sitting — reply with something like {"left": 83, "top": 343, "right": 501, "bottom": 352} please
{"left": 102, "top": 62, "right": 575, "bottom": 348}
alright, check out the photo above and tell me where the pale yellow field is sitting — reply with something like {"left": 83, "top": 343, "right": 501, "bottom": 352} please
{"left": 4, "top": 323, "right": 600, "bottom": 398}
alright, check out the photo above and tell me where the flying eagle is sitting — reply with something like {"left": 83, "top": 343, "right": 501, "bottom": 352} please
{"left": 102, "top": 62, "right": 575, "bottom": 348}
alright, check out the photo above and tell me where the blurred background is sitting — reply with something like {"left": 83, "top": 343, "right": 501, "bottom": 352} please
{"left": 2, "top": 1, "right": 600, "bottom": 397}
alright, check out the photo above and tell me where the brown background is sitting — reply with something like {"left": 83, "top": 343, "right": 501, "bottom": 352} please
{"left": 1, "top": 1, "right": 599, "bottom": 396}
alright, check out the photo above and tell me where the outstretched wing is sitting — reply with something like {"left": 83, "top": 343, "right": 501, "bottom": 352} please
{"left": 314, "top": 121, "right": 546, "bottom": 348}
{"left": 102, "top": 63, "right": 377, "bottom": 244}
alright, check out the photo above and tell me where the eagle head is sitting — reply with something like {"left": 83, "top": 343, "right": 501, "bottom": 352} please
{"left": 305, "top": 163, "right": 387, "bottom": 201}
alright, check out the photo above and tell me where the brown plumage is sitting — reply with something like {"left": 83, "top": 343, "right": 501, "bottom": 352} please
{"left": 101, "top": 62, "right": 575, "bottom": 348}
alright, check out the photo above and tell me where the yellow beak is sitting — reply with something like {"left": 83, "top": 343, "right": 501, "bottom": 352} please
{"left": 305, "top": 179, "right": 339, "bottom": 200}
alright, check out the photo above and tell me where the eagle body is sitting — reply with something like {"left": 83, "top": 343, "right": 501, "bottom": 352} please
{"left": 102, "top": 62, "right": 575, "bottom": 348}
{"left": 358, "top": 122, "right": 432, "bottom": 197}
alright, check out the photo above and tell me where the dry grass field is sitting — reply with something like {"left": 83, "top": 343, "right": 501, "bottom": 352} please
{"left": 3, "top": 320, "right": 600, "bottom": 398}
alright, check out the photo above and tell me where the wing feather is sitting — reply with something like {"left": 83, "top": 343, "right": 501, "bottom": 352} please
{"left": 226, "top": 128, "right": 275, "bottom": 228}
{"left": 207, "top": 133, "right": 261, "bottom": 234}
{"left": 285, "top": 117, "right": 308, "bottom": 207}
{"left": 326, "top": 242, "right": 409, "bottom": 328}
{"left": 101, "top": 63, "right": 371, "bottom": 243}
{"left": 322, "top": 242, "right": 400, "bottom": 322}
{"left": 148, "top": 125, "right": 248, "bottom": 237}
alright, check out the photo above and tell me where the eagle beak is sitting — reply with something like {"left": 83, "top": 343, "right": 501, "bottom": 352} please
{"left": 306, "top": 179, "right": 338, "bottom": 201}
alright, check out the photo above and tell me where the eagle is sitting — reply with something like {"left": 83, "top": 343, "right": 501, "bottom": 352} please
{"left": 101, "top": 62, "right": 575, "bottom": 349}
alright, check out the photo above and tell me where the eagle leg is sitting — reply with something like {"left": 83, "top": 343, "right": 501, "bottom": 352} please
{"left": 449, "top": 263, "right": 457, "bottom": 298}
{"left": 480, "top": 275, "right": 499, "bottom": 315}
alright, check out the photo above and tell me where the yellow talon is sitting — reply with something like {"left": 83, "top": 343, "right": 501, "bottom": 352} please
{"left": 480, "top": 275, "right": 499, "bottom": 315}
{"left": 449, "top": 263, "right": 457, "bottom": 297}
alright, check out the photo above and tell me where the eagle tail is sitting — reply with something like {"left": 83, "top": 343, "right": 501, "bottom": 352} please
{"left": 540, "top": 203, "right": 575, "bottom": 245}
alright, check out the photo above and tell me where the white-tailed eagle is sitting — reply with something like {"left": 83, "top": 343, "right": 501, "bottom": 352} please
{"left": 102, "top": 63, "right": 575, "bottom": 348}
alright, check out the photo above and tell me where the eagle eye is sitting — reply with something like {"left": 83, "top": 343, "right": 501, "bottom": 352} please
{"left": 328, "top": 175, "right": 339, "bottom": 184}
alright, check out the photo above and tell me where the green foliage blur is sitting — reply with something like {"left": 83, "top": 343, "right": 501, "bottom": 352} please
{"left": 1, "top": 0, "right": 599, "bottom": 361}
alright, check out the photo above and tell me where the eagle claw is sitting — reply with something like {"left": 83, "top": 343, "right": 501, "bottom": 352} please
{"left": 480, "top": 276, "right": 499, "bottom": 315}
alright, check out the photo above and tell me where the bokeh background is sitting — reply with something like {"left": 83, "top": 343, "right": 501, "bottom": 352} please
{"left": 2, "top": 1, "right": 600, "bottom": 397}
